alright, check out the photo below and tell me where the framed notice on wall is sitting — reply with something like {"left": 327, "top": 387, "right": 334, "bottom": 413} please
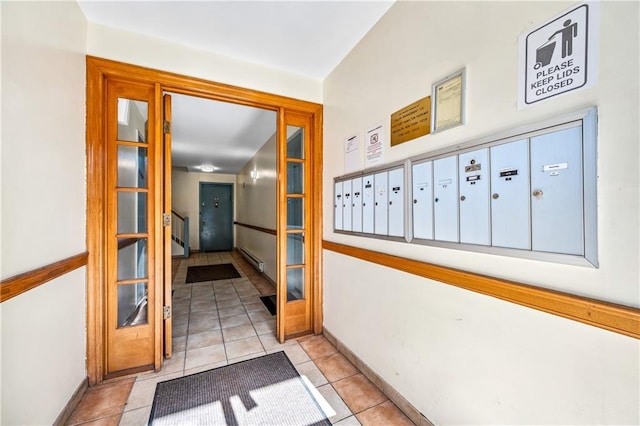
{"left": 431, "top": 69, "right": 466, "bottom": 133}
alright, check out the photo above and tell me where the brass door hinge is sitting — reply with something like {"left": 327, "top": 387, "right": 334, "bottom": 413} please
{"left": 163, "top": 120, "right": 171, "bottom": 134}
{"left": 163, "top": 306, "right": 171, "bottom": 320}
{"left": 163, "top": 213, "right": 171, "bottom": 227}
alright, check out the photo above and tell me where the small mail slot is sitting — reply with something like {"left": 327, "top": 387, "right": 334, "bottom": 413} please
{"left": 499, "top": 169, "right": 518, "bottom": 178}
{"left": 466, "top": 175, "right": 481, "bottom": 182}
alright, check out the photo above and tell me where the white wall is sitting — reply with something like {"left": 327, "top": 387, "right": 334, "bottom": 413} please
{"left": 323, "top": 1, "right": 639, "bottom": 424}
{"left": 236, "top": 133, "right": 278, "bottom": 281}
{"left": 0, "top": 1, "right": 88, "bottom": 424}
{"left": 171, "top": 169, "right": 236, "bottom": 251}
{"left": 86, "top": 23, "right": 322, "bottom": 104}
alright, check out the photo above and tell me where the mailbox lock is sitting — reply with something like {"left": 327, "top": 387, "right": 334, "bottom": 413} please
{"left": 460, "top": 195, "right": 466, "bottom": 201}
{"left": 532, "top": 189, "right": 544, "bottom": 199}
{"left": 492, "top": 193, "right": 499, "bottom": 200}
{"left": 413, "top": 199, "right": 418, "bottom": 204}
{"left": 434, "top": 197, "right": 439, "bottom": 203}
{"left": 389, "top": 201, "right": 393, "bottom": 205}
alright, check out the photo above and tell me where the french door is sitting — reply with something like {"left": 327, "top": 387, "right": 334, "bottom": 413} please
{"left": 105, "top": 80, "right": 158, "bottom": 374}
{"left": 277, "top": 112, "right": 317, "bottom": 340}
{"left": 86, "top": 56, "right": 323, "bottom": 383}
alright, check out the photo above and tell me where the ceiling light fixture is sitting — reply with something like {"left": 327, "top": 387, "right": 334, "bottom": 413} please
{"left": 200, "top": 165, "right": 215, "bottom": 173}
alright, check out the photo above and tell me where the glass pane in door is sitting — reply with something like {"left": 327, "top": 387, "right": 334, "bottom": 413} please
{"left": 286, "top": 268, "right": 304, "bottom": 301}
{"left": 118, "top": 145, "right": 148, "bottom": 188}
{"left": 287, "top": 126, "right": 304, "bottom": 159}
{"left": 117, "top": 192, "right": 147, "bottom": 234}
{"left": 117, "top": 283, "right": 148, "bottom": 327}
{"left": 117, "top": 98, "right": 148, "bottom": 142}
{"left": 117, "top": 238, "right": 148, "bottom": 280}
{"left": 287, "top": 233, "right": 304, "bottom": 265}
{"left": 287, "top": 162, "right": 304, "bottom": 194}
{"left": 287, "top": 198, "right": 304, "bottom": 229}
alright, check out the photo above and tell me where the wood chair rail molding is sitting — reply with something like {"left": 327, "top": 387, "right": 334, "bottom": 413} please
{"left": 234, "top": 221, "right": 277, "bottom": 236}
{"left": 322, "top": 240, "right": 640, "bottom": 339}
{"left": 0, "top": 252, "right": 89, "bottom": 303}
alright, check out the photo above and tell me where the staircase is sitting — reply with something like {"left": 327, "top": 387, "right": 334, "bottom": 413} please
{"left": 171, "top": 210, "right": 190, "bottom": 258}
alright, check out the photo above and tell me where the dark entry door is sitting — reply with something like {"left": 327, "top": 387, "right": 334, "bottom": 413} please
{"left": 199, "top": 183, "right": 233, "bottom": 252}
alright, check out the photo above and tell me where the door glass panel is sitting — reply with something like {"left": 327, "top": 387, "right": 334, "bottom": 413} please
{"left": 117, "top": 98, "right": 148, "bottom": 143}
{"left": 287, "top": 126, "right": 304, "bottom": 159}
{"left": 287, "top": 233, "right": 304, "bottom": 265}
{"left": 287, "top": 198, "right": 304, "bottom": 229}
{"left": 117, "top": 283, "right": 148, "bottom": 327}
{"left": 117, "top": 192, "right": 147, "bottom": 234}
{"left": 118, "top": 146, "right": 148, "bottom": 188}
{"left": 117, "top": 238, "right": 148, "bottom": 280}
{"left": 287, "top": 162, "right": 304, "bottom": 194}
{"left": 286, "top": 268, "right": 304, "bottom": 301}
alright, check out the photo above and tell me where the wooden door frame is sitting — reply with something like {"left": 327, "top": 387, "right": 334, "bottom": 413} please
{"left": 86, "top": 56, "right": 323, "bottom": 385}
{"left": 198, "top": 182, "right": 234, "bottom": 252}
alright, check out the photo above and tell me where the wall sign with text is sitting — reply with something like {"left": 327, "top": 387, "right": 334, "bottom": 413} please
{"left": 432, "top": 69, "right": 465, "bottom": 133}
{"left": 518, "top": 2, "right": 599, "bottom": 108}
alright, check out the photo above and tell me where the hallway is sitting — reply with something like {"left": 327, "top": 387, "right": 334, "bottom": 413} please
{"left": 65, "top": 252, "right": 414, "bottom": 425}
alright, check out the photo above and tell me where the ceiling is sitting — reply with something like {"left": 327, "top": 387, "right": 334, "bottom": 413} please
{"left": 78, "top": 1, "right": 395, "bottom": 174}
{"left": 170, "top": 94, "right": 276, "bottom": 174}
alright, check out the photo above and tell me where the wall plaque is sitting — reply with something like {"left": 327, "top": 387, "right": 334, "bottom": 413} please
{"left": 432, "top": 69, "right": 465, "bottom": 133}
{"left": 390, "top": 96, "right": 431, "bottom": 146}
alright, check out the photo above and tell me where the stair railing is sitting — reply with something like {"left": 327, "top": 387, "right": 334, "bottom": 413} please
{"left": 171, "top": 210, "right": 189, "bottom": 258}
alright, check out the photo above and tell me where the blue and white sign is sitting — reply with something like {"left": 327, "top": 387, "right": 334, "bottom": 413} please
{"left": 518, "top": 2, "right": 599, "bottom": 108}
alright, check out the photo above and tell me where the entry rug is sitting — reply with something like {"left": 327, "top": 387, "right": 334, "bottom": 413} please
{"left": 186, "top": 263, "right": 241, "bottom": 283}
{"left": 260, "top": 295, "right": 277, "bottom": 316}
{"left": 148, "top": 352, "right": 331, "bottom": 425}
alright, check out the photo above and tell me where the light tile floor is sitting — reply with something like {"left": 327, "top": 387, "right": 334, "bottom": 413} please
{"left": 66, "top": 251, "right": 414, "bottom": 425}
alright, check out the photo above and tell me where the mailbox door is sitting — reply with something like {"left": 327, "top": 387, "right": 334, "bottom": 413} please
{"left": 433, "top": 156, "right": 459, "bottom": 242}
{"left": 490, "top": 139, "right": 531, "bottom": 249}
{"left": 459, "top": 148, "right": 490, "bottom": 245}
{"left": 351, "top": 177, "right": 363, "bottom": 233}
{"left": 342, "top": 179, "right": 352, "bottom": 232}
{"left": 412, "top": 161, "right": 434, "bottom": 240}
{"left": 374, "top": 171, "right": 389, "bottom": 235}
{"left": 530, "top": 126, "right": 584, "bottom": 255}
{"left": 388, "top": 168, "right": 404, "bottom": 237}
{"left": 334, "top": 181, "right": 343, "bottom": 231}
{"left": 362, "top": 175, "right": 374, "bottom": 234}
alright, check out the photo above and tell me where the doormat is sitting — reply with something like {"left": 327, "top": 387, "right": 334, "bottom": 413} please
{"left": 186, "top": 263, "right": 241, "bottom": 283}
{"left": 260, "top": 295, "right": 277, "bottom": 316}
{"left": 148, "top": 351, "right": 331, "bottom": 425}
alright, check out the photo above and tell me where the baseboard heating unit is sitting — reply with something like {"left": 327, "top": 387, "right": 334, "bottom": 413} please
{"left": 239, "top": 247, "right": 265, "bottom": 273}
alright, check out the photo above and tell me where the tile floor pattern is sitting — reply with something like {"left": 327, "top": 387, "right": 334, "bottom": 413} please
{"left": 66, "top": 251, "right": 414, "bottom": 426}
